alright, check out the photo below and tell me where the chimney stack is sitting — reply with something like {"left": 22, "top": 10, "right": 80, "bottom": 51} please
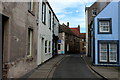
{"left": 78, "top": 25, "right": 80, "bottom": 33}
{"left": 67, "top": 22, "right": 69, "bottom": 27}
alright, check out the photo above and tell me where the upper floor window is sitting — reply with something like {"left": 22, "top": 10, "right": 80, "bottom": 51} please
{"left": 92, "top": 8, "right": 97, "bottom": 16}
{"left": 98, "top": 18, "right": 112, "bottom": 34}
{"left": 42, "top": 2, "right": 46, "bottom": 24}
{"left": 28, "top": 0, "right": 34, "bottom": 11}
{"left": 49, "top": 11, "right": 51, "bottom": 30}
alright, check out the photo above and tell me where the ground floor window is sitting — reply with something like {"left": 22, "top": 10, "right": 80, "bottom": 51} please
{"left": 98, "top": 40, "right": 118, "bottom": 63}
{"left": 45, "top": 40, "right": 47, "bottom": 53}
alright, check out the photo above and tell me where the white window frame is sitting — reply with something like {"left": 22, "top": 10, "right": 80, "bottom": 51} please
{"left": 109, "top": 44, "right": 117, "bottom": 62}
{"left": 27, "top": 28, "right": 33, "bottom": 57}
{"left": 45, "top": 40, "right": 47, "bottom": 53}
{"left": 49, "top": 11, "right": 51, "bottom": 29}
{"left": 42, "top": 2, "right": 46, "bottom": 24}
{"left": 99, "top": 44, "right": 108, "bottom": 62}
{"left": 28, "top": 0, "right": 34, "bottom": 11}
{"left": 99, "top": 21, "right": 110, "bottom": 33}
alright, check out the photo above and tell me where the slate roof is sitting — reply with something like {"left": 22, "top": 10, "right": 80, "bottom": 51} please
{"left": 70, "top": 28, "right": 80, "bottom": 37}
{"left": 59, "top": 24, "right": 75, "bottom": 36}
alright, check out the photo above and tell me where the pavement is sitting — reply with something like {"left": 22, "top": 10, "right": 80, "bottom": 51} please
{"left": 22, "top": 54, "right": 120, "bottom": 80}
{"left": 83, "top": 55, "right": 120, "bottom": 80}
{"left": 22, "top": 55, "right": 65, "bottom": 79}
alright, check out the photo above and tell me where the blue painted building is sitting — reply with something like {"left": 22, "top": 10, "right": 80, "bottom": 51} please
{"left": 91, "top": 1, "right": 120, "bottom": 66}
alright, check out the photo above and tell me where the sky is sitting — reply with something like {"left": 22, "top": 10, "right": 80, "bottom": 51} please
{"left": 48, "top": 0, "right": 96, "bottom": 33}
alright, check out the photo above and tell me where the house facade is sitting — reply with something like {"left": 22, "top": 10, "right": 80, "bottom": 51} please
{"left": 85, "top": 0, "right": 110, "bottom": 57}
{"left": 58, "top": 23, "right": 80, "bottom": 54}
{"left": 91, "top": 1, "right": 120, "bottom": 66}
{"left": 0, "top": 2, "right": 39, "bottom": 78}
{"left": 37, "top": 0, "right": 59, "bottom": 65}
{"left": 80, "top": 33, "right": 86, "bottom": 54}
{"left": 52, "top": 12, "right": 59, "bottom": 57}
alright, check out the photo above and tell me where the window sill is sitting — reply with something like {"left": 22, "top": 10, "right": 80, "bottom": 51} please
{"left": 98, "top": 32, "right": 112, "bottom": 34}
{"left": 28, "top": 10, "right": 35, "bottom": 16}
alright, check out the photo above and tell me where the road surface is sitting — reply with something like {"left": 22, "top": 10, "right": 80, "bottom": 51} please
{"left": 52, "top": 54, "right": 101, "bottom": 79}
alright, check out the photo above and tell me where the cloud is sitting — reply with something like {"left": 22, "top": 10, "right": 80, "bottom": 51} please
{"left": 48, "top": 0, "right": 96, "bottom": 32}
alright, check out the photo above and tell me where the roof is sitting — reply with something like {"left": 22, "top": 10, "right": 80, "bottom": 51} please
{"left": 80, "top": 33, "right": 86, "bottom": 38}
{"left": 59, "top": 24, "right": 75, "bottom": 36}
{"left": 70, "top": 28, "right": 80, "bottom": 37}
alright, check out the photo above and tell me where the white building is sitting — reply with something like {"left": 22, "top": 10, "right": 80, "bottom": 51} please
{"left": 37, "top": 0, "right": 59, "bottom": 65}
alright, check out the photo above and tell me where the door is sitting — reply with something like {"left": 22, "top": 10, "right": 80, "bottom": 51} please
{"left": 0, "top": 14, "right": 2, "bottom": 79}
{"left": 41, "top": 38, "right": 44, "bottom": 63}
{"left": 99, "top": 42, "right": 118, "bottom": 63}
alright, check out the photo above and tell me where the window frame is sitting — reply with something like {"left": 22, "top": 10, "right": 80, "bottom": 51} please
{"left": 42, "top": 2, "right": 46, "bottom": 24}
{"left": 98, "top": 40, "right": 119, "bottom": 64}
{"left": 49, "top": 41, "right": 51, "bottom": 53}
{"left": 92, "top": 8, "right": 97, "bottom": 16}
{"left": 45, "top": 40, "right": 47, "bottom": 53}
{"left": 98, "top": 18, "right": 112, "bottom": 34}
{"left": 109, "top": 43, "right": 117, "bottom": 62}
{"left": 27, "top": 28, "right": 33, "bottom": 57}
{"left": 28, "top": 0, "right": 35, "bottom": 16}
{"left": 99, "top": 43, "right": 108, "bottom": 62}
{"left": 49, "top": 11, "right": 52, "bottom": 30}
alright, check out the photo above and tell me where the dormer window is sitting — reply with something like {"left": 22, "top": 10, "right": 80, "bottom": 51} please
{"left": 92, "top": 8, "right": 97, "bottom": 16}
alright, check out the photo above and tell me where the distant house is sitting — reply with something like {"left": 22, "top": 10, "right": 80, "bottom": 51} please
{"left": 58, "top": 23, "right": 80, "bottom": 54}
{"left": 37, "top": 0, "right": 59, "bottom": 65}
{"left": 91, "top": 1, "right": 120, "bottom": 66}
{"left": 85, "top": 0, "right": 110, "bottom": 57}
{"left": 70, "top": 26, "right": 80, "bottom": 53}
{"left": 80, "top": 33, "right": 86, "bottom": 54}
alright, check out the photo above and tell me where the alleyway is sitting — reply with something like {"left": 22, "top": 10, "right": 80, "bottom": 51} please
{"left": 52, "top": 54, "right": 100, "bottom": 78}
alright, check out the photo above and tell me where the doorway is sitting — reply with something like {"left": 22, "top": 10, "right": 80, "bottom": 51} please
{"left": 1, "top": 15, "right": 9, "bottom": 78}
{"left": 0, "top": 14, "right": 2, "bottom": 80}
{"left": 41, "top": 38, "right": 44, "bottom": 63}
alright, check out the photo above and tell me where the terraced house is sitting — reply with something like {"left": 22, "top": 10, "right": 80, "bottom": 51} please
{"left": 85, "top": 0, "right": 110, "bottom": 57}
{"left": 37, "top": 0, "right": 59, "bottom": 65}
{"left": 90, "top": 1, "right": 120, "bottom": 66}
{"left": 58, "top": 23, "right": 80, "bottom": 54}
{"left": 0, "top": 2, "right": 39, "bottom": 78}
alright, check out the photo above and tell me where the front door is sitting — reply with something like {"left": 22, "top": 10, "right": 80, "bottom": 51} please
{"left": 41, "top": 38, "right": 44, "bottom": 63}
{"left": 0, "top": 14, "right": 2, "bottom": 79}
{"left": 99, "top": 42, "right": 118, "bottom": 63}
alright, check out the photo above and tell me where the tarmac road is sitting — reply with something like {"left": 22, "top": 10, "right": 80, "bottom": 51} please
{"left": 52, "top": 54, "right": 102, "bottom": 79}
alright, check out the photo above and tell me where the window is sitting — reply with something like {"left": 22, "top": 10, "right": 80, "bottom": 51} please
{"left": 45, "top": 40, "right": 47, "bottom": 53}
{"left": 49, "top": 41, "right": 51, "bottom": 53}
{"left": 49, "top": 11, "right": 51, "bottom": 30}
{"left": 28, "top": 0, "right": 34, "bottom": 11}
{"left": 98, "top": 41, "right": 118, "bottom": 63}
{"left": 42, "top": 2, "right": 46, "bottom": 24}
{"left": 27, "top": 28, "right": 33, "bottom": 57}
{"left": 99, "top": 43, "right": 107, "bottom": 62}
{"left": 98, "top": 18, "right": 112, "bottom": 34}
{"left": 92, "top": 8, "right": 97, "bottom": 16}
{"left": 109, "top": 44, "right": 117, "bottom": 62}
{"left": 58, "top": 44, "right": 61, "bottom": 50}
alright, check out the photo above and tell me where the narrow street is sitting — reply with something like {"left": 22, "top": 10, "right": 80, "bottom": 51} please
{"left": 52, "top": 54, "right": 100, "bottom": 78}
